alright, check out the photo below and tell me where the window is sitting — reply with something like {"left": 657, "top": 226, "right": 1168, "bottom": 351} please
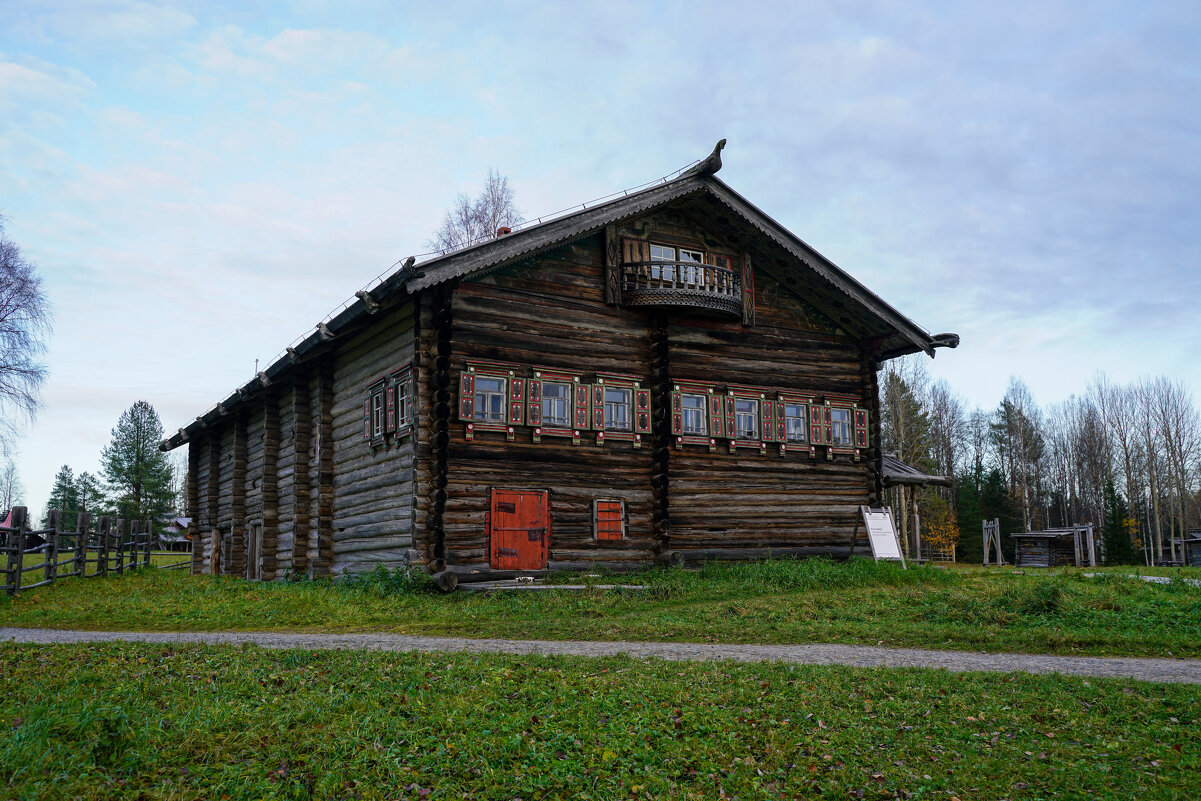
{"left": 371, "top": 392, "right": 385, "bottom": 438}
{"left": 681, "top": 394, "right": 707, "bottom": 435}
{"left": 784, "top": 403, "right": 807, "bottom": 443}
{"left": 649, "top": 244, "right": 676, "bottom": 282}
{"left": 604, "top": 387, "right": 632, "bottom": 431}
{"left": 594, "top": 500, "right": 625, "bottom": 541}
{"left": 474, "top": 376, "right": 507, "bottom": 423}
{"left": 363, "top": 379, "right": 386, "bottom": 443}
{"left": 678, "top": 248, "right": 703, "bottom": 284}
{"left": 541, "top": 381, "right": 571, "bottom": 428}
{"left": 831, "top": 407, "right": 852, "bottom": 446}
{"left": 391, "top": 366, "right": 414, "bottom": 433}
{"left": 735, "top": 399, "right": 759, "bottom": 440}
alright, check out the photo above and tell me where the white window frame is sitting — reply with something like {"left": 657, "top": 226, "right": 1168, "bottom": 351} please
{"left": 541, "top": 380, "right": 572, "bottom": 428}
{"left": 474, "top": 376, "right": 508, "bottom": 423}
{"left": 735, "top": 398, "right": 759, "bottom": 441}
{"left": 680, "top": 393, "right": 707, "bottom": 436}
{"left": 784, "top": 402, "right": 807, "bottom": 443}
{"left": 604, "top": 387, "right": 633, "bottom": 432}
{"left": 830, "top": 407, "right": 853, "bottom": 446}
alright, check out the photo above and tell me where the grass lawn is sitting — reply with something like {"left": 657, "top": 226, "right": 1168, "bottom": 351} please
{"left": 2, "top": 559, "right": 1200, "bottom": 657}
{"left": 1, "top": 642, "right": 1197, "bottom": 800}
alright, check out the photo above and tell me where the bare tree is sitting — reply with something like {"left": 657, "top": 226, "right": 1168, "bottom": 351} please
{"left": 0, "top": 217, "right": 51, "bottom": 453}
{"left": 0, "top": 460, "right": 22, "bottom": 512}
{"left": 427, "top": 169, "right": 523, "bottom": 253}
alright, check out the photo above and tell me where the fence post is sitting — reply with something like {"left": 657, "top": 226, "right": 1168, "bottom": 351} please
{"left": 45, "top": 510, "right": 60, "bottom": 586}
{"left": 143, "top": 519, "right": 152, "bottom": 568}
{"left": 98, "top": 516, "right": 110, "bottom": 577}
{"left": 7, "top": 507, "right": 26, "bottom": 596}
{"left": 114, "top": 518, "right": 125, "bottom": 575}
{"left": 75, "top": 511, "right": 90, "bottom": 577}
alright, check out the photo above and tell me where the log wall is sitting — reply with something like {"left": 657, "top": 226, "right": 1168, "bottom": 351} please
{"left": 187, "top": 300, "right": 418, "bottom": 579}
{"left": 443, "top": 243, "right": 657, "bottom": 575}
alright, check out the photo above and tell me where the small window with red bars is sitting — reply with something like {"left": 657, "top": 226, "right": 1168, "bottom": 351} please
{"left": 594, "top": 499, "right": 626, "bottom": 541}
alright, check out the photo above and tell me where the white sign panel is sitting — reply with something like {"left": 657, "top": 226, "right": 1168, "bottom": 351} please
{"left": 860, "top": 506, "right": 905, "bottom": 564}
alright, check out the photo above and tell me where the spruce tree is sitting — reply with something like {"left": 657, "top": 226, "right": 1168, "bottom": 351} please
{"left": 100, "top": 401, "right": 174, "bottom": 527}
{"left": 43, "top": 465, "right": 79, "bottom": 525}
{"left": 1102, "top": 479, "right": 1136, "bottom": 565}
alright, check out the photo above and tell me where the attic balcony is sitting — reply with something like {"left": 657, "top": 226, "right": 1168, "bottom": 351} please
{"left": 621, "top": 261, "right": 743, "bottom": 318}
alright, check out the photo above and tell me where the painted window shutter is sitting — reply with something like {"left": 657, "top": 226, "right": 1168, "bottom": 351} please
{"left": 635, "top": 389, "right": 651, "bottom": 434}
{"left": 822, "top": 406, "right": 833, "bottom": 444}
{"left": 507, "top": 378, "right": 525, "bottom": 426}
{"left": 809, "top": 406, "right": 822, "bottom": 444}
{"left": 670, "top": 391, "right": 683, "bottom": 435}
{"left": 725, "top": 395, "right": 737, "bottom": 437}
{"left": 575, "top": 384, "right": 592, "bottom": 430}
{"left": 775, "top": 401, "right": 788, "bottom": 442}
{"left": 709, "top": 394, "right": 726, "bottom": 439}
{"left": 855, "top": 409, "right": 870, "bottom": 448}
{"left": 458, "top": 372, "right": 475, "bottom": 420}
{"left": 760, "top": 397, "right": 776, "bottom": 442}
{"left": 384, "top": 383, "right": 397, "bottom": 433}
{"left": 590, "top": 384, "right": 605, "bottom": 431}
{"left": 740, "top": 252, "right": 755, "bottom": 326}
{"left": 526, "top": 378, "right": 543, "bottom": 427}
{"left": 363, "top": 397, "right": 372, "bottom": 441}
{"left": 622, "top": 238, "right": 650, "bottom": 263}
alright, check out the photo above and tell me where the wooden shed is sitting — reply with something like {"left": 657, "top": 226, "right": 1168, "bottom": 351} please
{"left": 161, "top": 143, "right": 958, "bottom": 585}
{"left": 1012, "top": 526, "right": 1098, "bottom": 568}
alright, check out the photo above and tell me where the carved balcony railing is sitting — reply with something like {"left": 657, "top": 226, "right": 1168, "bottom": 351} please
{"left": 621, "top": 262, "right": 743, "bottom": 317}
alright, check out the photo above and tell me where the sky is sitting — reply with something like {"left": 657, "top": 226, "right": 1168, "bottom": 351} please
{"left": 1, "top": 1, "right": 1199, "bottom": 519}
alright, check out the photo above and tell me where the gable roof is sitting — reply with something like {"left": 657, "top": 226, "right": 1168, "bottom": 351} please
{"left": 162, "top": 153, "right": 957, "bottom": 451}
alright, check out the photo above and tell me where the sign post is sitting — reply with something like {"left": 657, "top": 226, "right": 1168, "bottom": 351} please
{"left": 859, "top": 505, "right": 905, "bottom": 567}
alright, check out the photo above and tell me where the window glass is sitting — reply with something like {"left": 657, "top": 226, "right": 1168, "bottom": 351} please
{"left": 649, "top": 244, "right": 676, "bottom": 282}
{"left": 681, "top": 394, "right": 707, "bottom": 435}
{"left": 604, "top": 387, "right": 632, "bottom": 431}
{"left": 784, "top": 403, "right": 807, "bottom": 443}
{"left": 735, "top": 399, "right": 759, "bottom": 440}
{"left": 831, "top": 408, "right": 853, "bottom": 445}
{"left": 541, "top": 381, "right": 571, "bottom": 428}
{"left": 678, "top": 249, "right": 703, "bottom": 284}
{"left": 371, "top": 392, "right": 384, "bottom": 438}
{"left": 474, "top": 376, "right": 506, "bottom": 423}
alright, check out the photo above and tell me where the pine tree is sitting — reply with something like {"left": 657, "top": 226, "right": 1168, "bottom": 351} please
{"left": 100, "top": 401, "right": 174, "bottom": 527}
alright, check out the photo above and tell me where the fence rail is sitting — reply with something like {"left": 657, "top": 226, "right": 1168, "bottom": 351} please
{"left": 0, "top": 506, "right": 189, "bottom": 596}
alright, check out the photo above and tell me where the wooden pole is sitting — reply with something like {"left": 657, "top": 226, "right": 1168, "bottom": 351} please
{"left": 75, "top": 511, "right": 90, "bottom": 577}
{"left": 8, "top": 507, "right": 26, "bottom": 595}
{"left": 143, "top": 518, "right": 152, "bottom": 568}
{"left": 45, "top": 510, "right": 60, "bottom": 585}
{"left": 98, "top": 516, "right": 110, "bottom": 577}
{"left": 117, "top": 518, "right": 127, "bottom": 575}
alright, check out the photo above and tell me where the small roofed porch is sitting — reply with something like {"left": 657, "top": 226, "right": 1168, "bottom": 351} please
{"left": 881, "top": 453, "right": 954, "bottom": 562}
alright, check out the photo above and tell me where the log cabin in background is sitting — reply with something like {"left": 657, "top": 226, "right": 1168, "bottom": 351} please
{"left": 161, "top": 142, "right": 959, "bottom": 588}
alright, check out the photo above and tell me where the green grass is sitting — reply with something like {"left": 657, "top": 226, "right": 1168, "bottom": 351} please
{"left": 3, "top": 559, "right": 1200, "bottom": 657}
{"left": 0, "top": 642, "right": 1197, "bottom": 800}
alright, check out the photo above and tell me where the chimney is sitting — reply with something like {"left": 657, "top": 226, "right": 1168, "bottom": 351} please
{"left": 496, "top": 226, "right": 512, "bottom": 237}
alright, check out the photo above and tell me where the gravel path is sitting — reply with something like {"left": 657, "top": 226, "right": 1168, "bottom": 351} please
{"left": 4, "top": 627, "right": 1200, "bottom": 684}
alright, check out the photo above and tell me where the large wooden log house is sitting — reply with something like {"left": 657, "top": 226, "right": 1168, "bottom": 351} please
{"left": 161, "top": 143, "right": 958, "bottom": 585}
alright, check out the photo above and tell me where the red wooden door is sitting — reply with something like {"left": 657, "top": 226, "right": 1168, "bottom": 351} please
{"left": 489, "top": 490, "right": 550, "bottom": 570}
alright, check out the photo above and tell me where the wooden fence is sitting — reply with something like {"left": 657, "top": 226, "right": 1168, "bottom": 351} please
{"left": 1, "top": 506, "right": 191, "bottom": 596}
